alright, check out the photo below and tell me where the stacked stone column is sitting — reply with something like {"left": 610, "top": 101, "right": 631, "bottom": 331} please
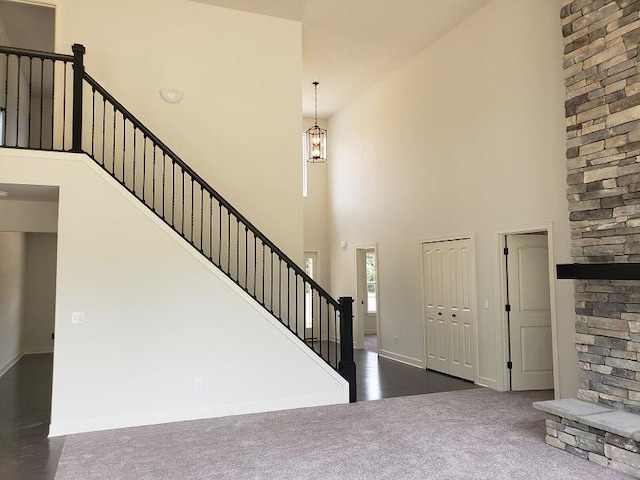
{"left": 563, "top": 0, "right": 640, "bottom": 411}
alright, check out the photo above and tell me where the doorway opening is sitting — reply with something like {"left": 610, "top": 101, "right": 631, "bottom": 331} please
{"left": 355, "top": 245, "right": 379, "bottom": 352}
{"left": 0, "top": 182, "right": 61, "bottom": 478}
{"left": 497, "top": 225, "right": 558, "bottom": 394}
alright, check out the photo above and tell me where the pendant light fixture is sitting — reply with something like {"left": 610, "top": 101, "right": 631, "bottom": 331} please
{"left": 306, "top": 81, "right": 327, "bottom": 163}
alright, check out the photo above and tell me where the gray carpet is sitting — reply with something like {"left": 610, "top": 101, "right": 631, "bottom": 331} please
{"left": 55, "top": 389, "right": 628, "bottom": 479}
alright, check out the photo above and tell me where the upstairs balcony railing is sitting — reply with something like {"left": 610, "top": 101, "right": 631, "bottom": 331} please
{"left": 0, "top": 43, "right": 356, "bottom": 402}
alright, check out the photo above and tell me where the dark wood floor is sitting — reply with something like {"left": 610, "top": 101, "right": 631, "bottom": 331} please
{"left": 355, "top": 335, "right": 477, "bottom": 401}
{"left": 0, "top": 353, "right": 63, "bottom": 480}
{"left": 1, "top": 347, "right": 476, "bottom": 479}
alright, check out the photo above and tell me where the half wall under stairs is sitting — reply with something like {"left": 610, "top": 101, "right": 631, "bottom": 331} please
{"left": 0, "top": 149, "right": 348, "bottom": 436}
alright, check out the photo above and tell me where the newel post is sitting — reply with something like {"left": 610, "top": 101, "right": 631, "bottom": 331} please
{"left": 338, "top": 296, "right": 357, "bottom": 403}
{"left": 71, "top": 43, "right": 86, "bottom": 153}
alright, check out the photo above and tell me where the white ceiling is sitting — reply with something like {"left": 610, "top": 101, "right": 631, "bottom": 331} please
{"left": 192, "top": 0, "right": 492, "bottom": 118}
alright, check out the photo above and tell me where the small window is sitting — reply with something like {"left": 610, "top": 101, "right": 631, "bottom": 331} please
{"left": 302, "top": 133, "right": 308, "bottom": 197}
{"left": 366, "top": 252, "right": 377, "bottom": 313}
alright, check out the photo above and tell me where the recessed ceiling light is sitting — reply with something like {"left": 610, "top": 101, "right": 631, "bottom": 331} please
{"left": 0, "top": 191, "right": 8, "bottom": 197}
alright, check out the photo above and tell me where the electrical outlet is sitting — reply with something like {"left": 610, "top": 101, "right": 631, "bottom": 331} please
{"left": 194, "top": 378, "right": 203, "bottom": 391}
{"left": 71, "top": 312, "right": 85, "bottom": 325}
{"left": 393, "top": 335, "right": 399, "bottom": 345}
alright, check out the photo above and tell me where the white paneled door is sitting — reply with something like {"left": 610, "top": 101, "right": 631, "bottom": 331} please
{"left": 506, "top": 234, "right": 553, "bottom": 391}
{"left": 422, "top": 238, "right": 476, "bottom": 382}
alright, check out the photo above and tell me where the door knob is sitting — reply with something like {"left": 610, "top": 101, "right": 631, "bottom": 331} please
{"left": 438, "top": 312, "right": 442, "bottom": 315}
{"left": 452, "top": 314, "right": 456, "bottom": 318}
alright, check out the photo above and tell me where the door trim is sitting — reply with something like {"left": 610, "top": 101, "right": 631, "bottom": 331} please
{"left": 494, "top": 223, "right": 559, "bottom": 395}
{"left": 353, "top": 244, "right": 379, "bottom": 351}
{"left": 419, "top": 234, "right": 478, "bottom": 383}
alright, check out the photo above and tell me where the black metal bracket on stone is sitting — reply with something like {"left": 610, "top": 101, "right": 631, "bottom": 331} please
{"left": 556, "top": 263, "right": 640, "bottom": 280}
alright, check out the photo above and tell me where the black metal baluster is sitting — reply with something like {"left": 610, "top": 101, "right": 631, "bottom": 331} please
{"left": 27, "top": 57, "right": 32, "bottom": 147}
{"left": 91, "top": 86, "right": 95, "bottom": 157}
{"left": 295, "top": 273, "right": 299, "bottom": 337}
{"left": 101, "top": 96, "right": 106, "bottom": 165}
{"left": 62, "top": 61, "right": 67, "bottom": 149}
{"left": 40, "top": 59, "right": 45, "bottom": 148}
{"left": 152, "top": 145, "right": 156, "bottom": 208}
{"left": 333, "top": 308, "right": 338, "bottom": 367}
{"left": 270, "top": 251, "right": 274, "bottom": 313}
{"left": 200, "top": 187, "right": 204, "bottom": 251}
{"left": 122, "top": 117, "right": 126, "bottom": 185}
{"left": 236, "top": 219, "right": 240, "bottom": 282}
{"left": 319, "top": 296, "right": 323, "bottom": 358}
{"left": 261, "top": 244, "right": 265, "bottom": 303}
{"left": 209, "top": 196, "right": 213, "bottom": 260}
{"left": 15, "top": 55, "right": 20, "bottom": 146}
{"left": 245, "top": 226, "right": 249, "bottom": 290}
{"left": 227, "top": 211, "right": 231, "bottom": 274}
{"left": 312, "top": 289, "right": 316, "bottom": 351}
{"left": 181, "top": 168, "right": 185, "bottom": 236}
{"left": 111, "top": 105, "right": 116, "bottom": 174}
{"left": 171, "top": 159, "right": 176, "bottom": 228}
{"left": 162, "top": 153, "right": 166, "bottom": 219}
{"left": 132, "top": 125, "right": 137, "bottom": 194}
{"left": 253, "top": 235, "right": 257, "bottom": 296}
{"left": 304, "top": 281, "right": 307, "bottom": 343}
{"left": 218, "top": 204, "right": 222, "bottom": 266}
{"left": 287, "top": 266, "right": 291, "bottom": 328}
{"left": 47, "top": 59, "right": 53, "bottom": 150}
{"left": 142, "top": 135, "right": 147, "bottom": 203}
{"left": 278, "top": 259, "right": 282, "bottom": 318}
{"left": 3, "top": 55, "right": 9, "bottom": 145}
{"left": 190, "top": 178, "right": 195, "bottom": 243}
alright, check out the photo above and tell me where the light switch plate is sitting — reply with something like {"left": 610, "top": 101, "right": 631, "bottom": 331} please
{"left": 71, "top": 312, "right": 85, "bottom": 325}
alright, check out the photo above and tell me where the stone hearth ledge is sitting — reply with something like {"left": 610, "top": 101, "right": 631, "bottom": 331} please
{"left": 534, "top": 398, "right": 640, "bottom": 440}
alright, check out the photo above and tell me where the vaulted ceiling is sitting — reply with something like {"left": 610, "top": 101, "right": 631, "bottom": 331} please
{"left": 192, "top": 0, "right": 492, "bottom": 118}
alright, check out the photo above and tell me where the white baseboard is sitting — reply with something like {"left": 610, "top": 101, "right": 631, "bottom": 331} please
{"left": 378, "top": 349, "right": 425, "bottom": 369}
{"left": 23, "top": 347, "right": 54, "bottom": 355}
{"left": 0, "top": 352, "right": 23, "bottom": 378}
{"left": 49, "top": 392, "right": 347, "bottom": 437}
{"left": 477, "top": 376, "right": 500, "bottom": 391}
{"left": 364, "top": 329, "right": 377, "bottom": 335}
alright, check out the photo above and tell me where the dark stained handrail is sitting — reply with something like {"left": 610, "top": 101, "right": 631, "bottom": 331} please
{"left": 83, "top": 72, "right": 339, "bottom": 309}
{"left": 0, "top": 45, "right": 74, "bottom": 62}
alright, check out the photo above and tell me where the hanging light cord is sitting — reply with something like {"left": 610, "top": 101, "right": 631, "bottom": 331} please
{"left": 313, "top": 81, "right": 319, "bottom": 127}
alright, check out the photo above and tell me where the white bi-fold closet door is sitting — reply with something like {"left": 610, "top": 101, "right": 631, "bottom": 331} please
{"left": 422, "top": 238, "right": 476, "bottom": 382}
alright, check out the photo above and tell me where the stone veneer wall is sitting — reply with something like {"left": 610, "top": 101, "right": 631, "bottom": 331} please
{"left": 545, "top": 413, "right": 640, "bottom": 475}
{"left": 562, "top": 0, "right": 640, "bottom": 412}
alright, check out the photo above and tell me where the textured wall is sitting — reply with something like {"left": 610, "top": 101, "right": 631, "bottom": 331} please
{"left": 562, "top": 0, "right": 640, "bottom": 411}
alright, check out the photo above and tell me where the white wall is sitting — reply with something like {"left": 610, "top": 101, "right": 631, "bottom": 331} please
{"left": 0, "top": 232, "right": 25, "bottom": 376}
{"left": 303, "top": 117, "right": 330, "bottom": 290}
{"left": 0, "top": 149, "right": 347, "bottom": 436}
{"left": 54, "top": 0, "right": 303, "bottom": 263}
{"left": 327, "top": 0, "right": 577, "bottom": 396}
{"left": 22, "top": 233, "right": 57, "bottom": 354}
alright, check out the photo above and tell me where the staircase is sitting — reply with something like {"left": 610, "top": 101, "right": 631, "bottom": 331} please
{"left": 0, "top": 43, "right": 356, "bottom": 402}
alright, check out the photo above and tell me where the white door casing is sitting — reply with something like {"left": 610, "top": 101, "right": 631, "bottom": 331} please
{"left": 423, "top": 238, "right": 476, "bottom": 382}
{"left": 506, "top": 234, "right": 554, "bottom": 391}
